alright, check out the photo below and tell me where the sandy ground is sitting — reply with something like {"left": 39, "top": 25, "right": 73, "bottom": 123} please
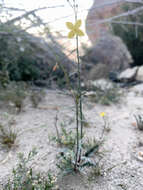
{"left": 0, "top": 85, "right": 143, "bottom": 190}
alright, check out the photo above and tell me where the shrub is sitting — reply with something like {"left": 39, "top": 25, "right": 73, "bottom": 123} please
{"left": 87, "top": 84, "right": 122, "bottom": 105}
{"left": 8, "top": 56, "right": 41, "bottom": 81}
{"left": 0, "top": 24, "right": 75, "bottom": 85}
{"left": 0, "top": 82, "right": 28, "bottom": 113}
{"left": 4, "top": 149, "right": 56, "bottom": 190}
{"left": 30, "top": 88, "right": 46, "bottom": 108}
{"left": 0, "top": 26, "right": 44, "bottom": 82}
{"left": 51, "top": 121, "right": 76, "bottom": 149}
{"left": 0, "top": 123, "right": 17, "bottom": 149}
{"left": 0, "top": 113, "right": 17, "bottom": 149}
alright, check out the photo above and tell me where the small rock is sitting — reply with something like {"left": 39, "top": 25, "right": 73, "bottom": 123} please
{"left": 118, "top": 67, "right": 138, "bottom": 82}
{"left": 84, "top": 91, "right": 96, "bottom": 97}
{"left": 92, "top": 79, "right": 113, "bottom": 89}
{"left": 136, "top": 66, "right": 143, "bottom": 81}
{"left": 84, "top": 79, "right": 114, "bottom": 91}
{"left": 130, "top": 83, "right": 143, "bottom": 95}
{"left": 81, "top": 34, "right": 132, "bottom": 72}
{"left": 137, "top": 151, "right": 143, "bottom": 162}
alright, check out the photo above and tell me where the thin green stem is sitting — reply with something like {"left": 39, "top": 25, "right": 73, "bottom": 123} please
{"left": 75, "top": 96, "right": 79, "bottom": 171}
{"left": 73, "top": 0, "right": 80, "bottom": 170}
{"left": 76, "top": 34, "right": 83, "bottom": 162}
{"left": 75, "top": 0, "right": 83, "bottom": 165}
{"left": 76, "top": 34, "right": 83, "bottom": 139}
{"left": 67, "top": 0, "right": 84, "bottom": 170}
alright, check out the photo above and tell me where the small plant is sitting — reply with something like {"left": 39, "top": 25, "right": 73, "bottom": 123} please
{"left": 52, "top": 120, "right": 76, "bottom": 149}
{"left": 56, "top": 148, "right": 97, "bottom": 175}
{"left": 56, "top": 149, "right": 75, "bottom": 174}
{"left": 0, "top": 70, "right": 9, "bottom": 88}
{"left": 0, "top": 124, "right": 17, "bottom": 148}
{"left": 0, "top": 82, "right": 28, "bottom": 113}
{"left": 82, "top": 137, "right": 103, "bottom": 158}
{"left": 58, "top": 127, "right": 76, "bottom": 149}
{"left": 134, "top": 114, "right": 143, "bottom": 130}
{"left": 82, "top": 113, "right": 90, "bottom": 128}
{"left": 54, "top": 0, "right": 109, "bottom": 174}
{"left": 30, "top": 89, "right": 46, "bottom": 108}
{"left": 56, "top": 123, "right": 105, "bottom": 175}
{"left": 50, "top": 112, "right": 76, "bottom": 149}
{"left": 0, "top": 113, "right": 17, "bottom": 148}
{"left": 87, "top": 163, "right": 103, "bottom": 181}
{"left": 55, "top": 117, "right": 107, "bottom": 175}
{"left": 100, "top": 112, "right": 111, "bottom": 135}
{"left": 4, "top": 149, "right": 56, "bottom": 190}
{"left": 65, "top": 0, "right": 85, "bottom": 172}
{"left": 54, "top": 0, "right": 108, "bottom": 174}
{"left": 88, "top": 84, "right": 122, "bottom": 105}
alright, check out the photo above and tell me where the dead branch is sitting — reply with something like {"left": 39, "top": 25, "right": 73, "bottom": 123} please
{"left": 110, "top": 20, "right": 143, "bottom": 26}
{"left": 87, "top": 5, "right": 143, "bottom": 26}
{"left": 3, "top": 5, "right": 64, "bottom": 26}
{"left": 2, "top": 7, "right": 26, "bottom": 12}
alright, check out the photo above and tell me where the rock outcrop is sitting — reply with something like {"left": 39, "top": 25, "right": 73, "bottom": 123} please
{"left": 81, "top": 33, "right": 133, "bottom": 81}
{"left": 117, "top": 67, "right": 138, "bottom": 82}
{"left": 117, "top": 66, "right": 143, "bottom": 83}
{"left": 86, "top": 0, "right": 122, "bottom": 43}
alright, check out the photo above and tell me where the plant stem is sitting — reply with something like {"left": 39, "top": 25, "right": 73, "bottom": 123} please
{"left": 75, "top": 96, "right": 79, "bottom": 171}
{"left": 73, "top": 1, "right": 80, "bottom": 171}
{"left": 76, "top": 35, "right": 83, "bottom": 140}
{"left": 76, "top": 33, "right": 83, "bottom": 162}
{"left": 74, "top": 0, "right": 83, "bottom": 168}
{"left": 54, "top": 110, "right": 61, "bottom": 144}
{"left": 67, "top": 0, "right": 84, "bottom": 171}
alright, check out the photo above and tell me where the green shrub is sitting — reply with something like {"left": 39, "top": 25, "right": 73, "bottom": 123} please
{"left": 4, "top": 149, "right": 56, "bottom": 190}
{"left": 111, "top": 3, "right": 143, "bottom": 66}
{"left": 0, "top": 82, "right": 28, "bottom": 113}
{"left": 88, "top": 84, "right": 122, "bottom": 105}
{"left": 8, "top": 56, "right": 41, "bottom": 81}
{"left": 0, "top": 28, "right": 43, "bottom": 82}
{"left": 0, "top": 123, "right": 17, "bottom": 149}
{"left": 51, "top": 122, "right": 76, "bottom": 149}
{"left": 0, "top": 113, "right": 17, "bottom": 149}
{"left": 30, "top": 88, "right": 46, "bottom": 108}
{"left": 0, "top": 24, "right": 73, "bottom": 85}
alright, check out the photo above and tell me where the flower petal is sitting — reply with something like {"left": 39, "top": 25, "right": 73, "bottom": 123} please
{"left": 76, "top": 29, "right": 84, "bottom": 36}
{"left": 66, "top": 22, "right": 74, "bottom": 30}
{"left": 68, "top": 31, "right": 75, "bottom": 38}
{"left": 100, "top": 112, "right": 106, "bottom": 117}
{"left": 75, "top": 20, "right": 82, "bottom": 28}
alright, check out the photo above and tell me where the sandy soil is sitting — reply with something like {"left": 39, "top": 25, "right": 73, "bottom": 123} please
{"left": 0, "top": 85, "right": 143, "bottom": 190}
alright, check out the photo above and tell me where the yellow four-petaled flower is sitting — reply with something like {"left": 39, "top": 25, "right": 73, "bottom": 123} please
{"left": 100, "top": 112, "right": 106, "bottom": 117}
{"left": 66, "top": 20, "right": 84, "bottom": 39}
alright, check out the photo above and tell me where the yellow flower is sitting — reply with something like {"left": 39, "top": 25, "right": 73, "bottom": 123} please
{"left": 100, "top": 112, "right": 106, "bottom": 117}
{"left": 66, "top": 19, "right": 84, "bottom": 38}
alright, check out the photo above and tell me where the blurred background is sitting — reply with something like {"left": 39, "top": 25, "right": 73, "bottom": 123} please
{"left": 0, "top": 0, "right": 143, "bottom": 87}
